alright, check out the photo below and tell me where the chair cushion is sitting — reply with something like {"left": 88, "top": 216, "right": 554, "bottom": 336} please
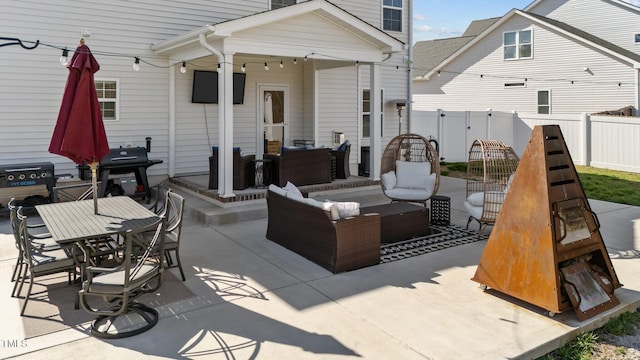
{"left": 381, "top": 171, "right": 397, "bottom": 190}
{"left": 31, "top": 249, "right": 76, "bottom": 273}
{"left": 464, "top": 202, "right": 483, "bottom": 220}
{"left": 396, "top": 161, "right": 431, "bottom": 189}
{"left": 467, "top": 192, "right": 485, "bottom": 207}
{"left": 384, "top": 188, "right": 431, "bottom": 201}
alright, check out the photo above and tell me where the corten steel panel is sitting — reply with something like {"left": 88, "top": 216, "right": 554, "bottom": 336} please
{"left": 472, "top": 125, "right": 621, "bottom": 317}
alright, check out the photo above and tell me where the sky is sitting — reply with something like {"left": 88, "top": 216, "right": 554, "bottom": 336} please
{"left": 412, "top": 0, "right": 640, "bottom": 43}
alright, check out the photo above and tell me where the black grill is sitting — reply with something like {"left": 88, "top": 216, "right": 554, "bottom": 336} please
{"left": 78, "top": 147, "right": 162, "bottom": 203}
{"left": 0, "top": 162, "right": 56, "bottom": 212}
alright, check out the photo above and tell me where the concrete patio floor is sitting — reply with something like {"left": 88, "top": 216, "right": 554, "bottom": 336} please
{"left": 2, "top": 176, "right": 640, "bottom": 359}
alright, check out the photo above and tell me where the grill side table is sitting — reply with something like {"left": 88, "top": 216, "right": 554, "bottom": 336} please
{"left": 430, "top": 195, "right": 450, "bottom": 226}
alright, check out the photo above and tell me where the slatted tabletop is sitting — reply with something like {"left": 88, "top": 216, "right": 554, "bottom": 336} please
{"left": 36, "top": 196, "right": 159, "bottom": 244}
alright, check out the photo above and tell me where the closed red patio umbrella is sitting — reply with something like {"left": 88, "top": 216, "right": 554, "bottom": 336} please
{"left": 49, "top": 39, "right": 109, "bottom": 214}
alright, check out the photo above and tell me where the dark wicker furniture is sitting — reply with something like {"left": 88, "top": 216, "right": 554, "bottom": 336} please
{"left": 266, "top": 189, "right": 381, "bottom": 273}
{"left": 361, "top": 202, "right": 430, "bottom": 243}
{"left": 209, "top": 147, "right": 255, "bottom": 190}
{"left": 264, "top": 147, "right": 332, "bottom": 187}
{"left": 330, "top": 143, "right": 351, "bottom": 179}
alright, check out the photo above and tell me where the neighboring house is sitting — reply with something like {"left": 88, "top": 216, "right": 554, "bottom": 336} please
{"left": 0, "top": 0, "right": 412, "bottom": 199}
{"left": 412, "top": 0, "right": 640, "bottom": 116}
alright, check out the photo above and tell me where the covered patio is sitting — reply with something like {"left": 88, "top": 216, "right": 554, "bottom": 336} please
{"left": 151, "top": 0, "right": 405, "bottom": 198}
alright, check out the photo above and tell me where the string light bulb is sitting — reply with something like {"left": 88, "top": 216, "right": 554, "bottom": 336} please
{"left": 180, "top": 62, "right": 186, "bottom": 74}
{"left": 241, "top": 63, "right": 246, "bottom": 72}
{"left": 59, "top": 48, "right": 69, "bottom": 66}
{"left": 264, "top": 62, "right": 269, "bottom": 71}
{"left": 217, "top": 63, "right": 221, "bottom": 73}
{"left": 293, "top": 58, "right": 297, "bottom": 65}
{"left": 132, "top": 57, "right": 140, "bottom": 71}
{"left": 280, "top": 61, "right": 284, "bottom": 69}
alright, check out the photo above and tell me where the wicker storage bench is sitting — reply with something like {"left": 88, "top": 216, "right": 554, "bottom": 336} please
{"left": 266, "top": 189, "right": 381, "bottom": 273}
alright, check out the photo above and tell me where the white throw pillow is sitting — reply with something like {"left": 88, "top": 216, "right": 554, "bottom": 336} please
{"left": 467, "top": 192, "right": 485, "bottom": 207}
{"left": 426, "top": 172, "right": 437, "bottom": 196}
{"left": 303, "top": 198, "right": 339, "bottom": 220}
{"left": 381, "top": 171, "right": 397, "bottom": 190}
{"left": 326, "top": 200, "right": 360, "bottom": 219}
{"left": 396, "top": 160, "right": 431, "bottom": 189}
{"left": 283, "top": 181, "right": 303, "bottom": 199}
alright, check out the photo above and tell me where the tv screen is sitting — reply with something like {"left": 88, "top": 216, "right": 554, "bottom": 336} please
{"left": 191, "top": 70, "right": 246, "bottom": 104}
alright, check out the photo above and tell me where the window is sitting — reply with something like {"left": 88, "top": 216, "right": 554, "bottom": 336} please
{"left": 504, "top": 29, "right": 532, "bottom": 60}
{"left": 383, "top": 0, "right": 402, "bottom": 32}
{"left": 362, "top": 89, "right": 371, "bottom": 138}
{"left": 538, "top": 90, "right": 550, "bottom": 114}
{"left": 635, "top": 33, "right": 640, "bottom": 44}
{"left": 95, "top": 79, "right": 118, "bottom": 121}
{"left": 271, "top": 0, "right": 295, "bottom": 9}
{"left": 361, "top": 89, "right": 384, "bottom": 138}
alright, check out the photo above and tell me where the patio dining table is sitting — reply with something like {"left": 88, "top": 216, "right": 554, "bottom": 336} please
{"left": 36, "top": 196, "right": 160, "bottom": 270}
{"left": 36, "top": 196, "right": 159, "bottom": 245}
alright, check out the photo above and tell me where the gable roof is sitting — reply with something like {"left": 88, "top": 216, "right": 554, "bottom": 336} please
{"left": 152, "top": 0, "right": 404, "bottom": 63}
{"left": 462, "top": 17, "right": 500, "bottom": 36}
{"left": 412, "top": 17, "right": 498, "bottom": 77}
{"left": 416, "top": 8, "right": 640, "bottom": 80}
{"left": 413, "top": 37, "right": 475, "bottom": 78}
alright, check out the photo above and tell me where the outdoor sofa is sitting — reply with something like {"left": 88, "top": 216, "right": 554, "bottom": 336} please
{"left": 265, "top": 185, "right": 381, "bottom": 273}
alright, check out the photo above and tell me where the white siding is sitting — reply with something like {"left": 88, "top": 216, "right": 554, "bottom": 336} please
{"left": 413, "top": 15, "right": 637, "bottom": 114}
{"left": 0, "top": 0, "right": 270, "bottom": 176}
{"left": 529, "top": 0, "right": 640, "bottom": 54}
{"left": 1, "top": 0, "right": 410, "bottom": 180}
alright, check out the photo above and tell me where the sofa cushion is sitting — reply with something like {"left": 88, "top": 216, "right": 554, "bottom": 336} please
{"left": 326, "top": 200, "right": 360, "bottom": 219}
{"left": 304, "top": 198, "right": 339, "bottom": 220}
{"left": 396, "top": 160, "right": 431, "bottom": 189}
{"left": 283, "top": 181, "right": 303, "bottom": 199}
{"left": 268, "top": 184, "right": 288, "bottom": 197}
{"left": 381, "top": 171, "right": 397, "bottom": 190}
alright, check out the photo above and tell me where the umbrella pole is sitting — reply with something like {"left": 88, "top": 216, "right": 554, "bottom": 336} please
{"left": 90, "top": 162, "right": 99, "bottom": 214}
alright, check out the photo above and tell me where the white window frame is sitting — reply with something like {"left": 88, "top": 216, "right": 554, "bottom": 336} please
{"left": 503, "top": 29, "right": 533, "bottom": 60}
{"left": 361, "top": 88, "right": 385, "bottom": 139}
{"left": 95, "top": 78, "right": 119, "bottom": 121}
{"left": 537, "top": 90, "right": 551, "bottom": 114}
{"left": 382, "top": 0, "right": 403, "bottom": 32}
{"left": 270, "top": 0, "right": 295, "bottom": 10}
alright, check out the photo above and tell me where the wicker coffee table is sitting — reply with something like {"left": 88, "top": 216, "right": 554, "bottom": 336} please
{"left": 361, "top": 202, "right": 430, "bottom": 243}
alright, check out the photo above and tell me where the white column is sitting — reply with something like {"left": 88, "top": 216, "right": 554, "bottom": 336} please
{"left": 168, "top": 65, "right": 176, "bottom": 177}
{"left": 220, "top": 51, "right": 235, "bottom": 198}
{"left": 370, "top": 63, "right": 381, "bottom": 180}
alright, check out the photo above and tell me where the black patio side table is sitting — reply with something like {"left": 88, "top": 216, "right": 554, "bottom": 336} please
{"left": 430, "top": 195, "right": 451, "bottom": 226}
{"left": 253, "top": 159, "right": 272, "bottom": 188}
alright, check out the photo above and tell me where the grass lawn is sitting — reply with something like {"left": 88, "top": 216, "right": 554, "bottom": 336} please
{"left": 441, "top": 162, "right": 640, "bottom": 207}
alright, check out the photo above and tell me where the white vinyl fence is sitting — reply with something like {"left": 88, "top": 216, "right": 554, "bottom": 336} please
{"left": 411, "top": 110, "right": 640, "bottom": 174}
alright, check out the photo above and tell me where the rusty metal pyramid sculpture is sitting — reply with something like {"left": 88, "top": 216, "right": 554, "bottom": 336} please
{"left": 472, "top": 125, "right": 621, "bottom": 319}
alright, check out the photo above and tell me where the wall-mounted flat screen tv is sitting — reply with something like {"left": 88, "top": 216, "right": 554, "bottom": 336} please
{"left": 191, "top": 70, "right": 246, "bottom": 104}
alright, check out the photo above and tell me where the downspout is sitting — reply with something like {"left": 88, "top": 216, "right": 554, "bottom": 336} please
{"left": 407, "top": 0, "right": 414, "bottom": 132}
{"left": 198, "top": 33, "right": 234, "bottom": 197}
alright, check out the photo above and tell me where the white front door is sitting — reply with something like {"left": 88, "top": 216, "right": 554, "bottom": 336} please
{"left": 258, "top": 85, "right": 288, "bottom": 158}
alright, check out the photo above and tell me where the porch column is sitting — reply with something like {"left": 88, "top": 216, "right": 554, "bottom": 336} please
{"left": 219, "top": 51, "right": 235, "bottom": 198}
{"left": 370, "top": 63, "right": 381, "bottom": 180}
